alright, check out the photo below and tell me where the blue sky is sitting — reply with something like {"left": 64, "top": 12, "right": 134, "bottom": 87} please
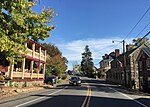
{"left": 33, "top": 0, "right": 150, "bottom": 69}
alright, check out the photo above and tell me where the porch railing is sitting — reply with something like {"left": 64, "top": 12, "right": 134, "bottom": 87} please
{"left": 13, "top": 72, "right": 22, "bottom": 78}
{"left": 13, "top": 72, "right": 44, "bottom": 79}
{"left": 26, "top": 49, "right": 45, "bottom": 62}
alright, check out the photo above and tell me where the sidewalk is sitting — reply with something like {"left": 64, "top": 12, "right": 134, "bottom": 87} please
{"left": 98, "top": 79, "right": 150, "bottom": 98}
{"left": 110, "top": 83, "right": 150, "bottom": 98}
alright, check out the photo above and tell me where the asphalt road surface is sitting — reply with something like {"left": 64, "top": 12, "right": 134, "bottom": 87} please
{"left": 0, "top": 77, "right": 149, "bottom": 107}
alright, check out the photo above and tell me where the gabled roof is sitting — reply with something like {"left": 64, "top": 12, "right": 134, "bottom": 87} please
{"left": 129, "top": 43, "right": 149, "bottom": 56}
{"left": 142, "top": 48, "right": 150, "bottom": 57}
{"left": 136, "top": 48, "right": 150, "bottom": 61}
{"left": 115, "top": 47, "right": 137, "bottom": 62}
{"left": 112, "top": 43, "right": 149, "bottom": 64}
{"left": 99, "top": 54, "right": 114, "bottom": 64}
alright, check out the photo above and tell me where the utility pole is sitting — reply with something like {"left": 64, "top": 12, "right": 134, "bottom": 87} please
{"left": 123, "top": 40, "right": 127, "bottom": 87}
{"left": 112, "top": 40, "right": 127, "bottom": 87}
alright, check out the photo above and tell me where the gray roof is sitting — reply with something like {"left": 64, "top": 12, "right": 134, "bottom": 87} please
{"left": 142, "top": 48, "right": 150, "bottom": 57}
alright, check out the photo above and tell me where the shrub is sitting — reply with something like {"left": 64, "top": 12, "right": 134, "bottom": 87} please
{"left": 8, "top": 80, "right": 13, "bottom": 87}
{"left": 22, "top": 81, "right": 28, "bottom": 88}
{"left": 14, "top": 82, "right": 19, "bottom": 88}
{"left": 61, "top": 74, "right": 67, "bottom": 80}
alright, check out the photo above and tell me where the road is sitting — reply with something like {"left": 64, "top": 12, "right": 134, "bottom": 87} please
{"left": 0, "top": 77, "right": 149, "bottom": 107}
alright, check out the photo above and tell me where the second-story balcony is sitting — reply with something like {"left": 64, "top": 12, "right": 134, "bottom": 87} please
{"left": 26, "top": 40, "right": 46, "bottom": 62}
{"left": 26, "top": 48, "right": 46, "bottom": 62}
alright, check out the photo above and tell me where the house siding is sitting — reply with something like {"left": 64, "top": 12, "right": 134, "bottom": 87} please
{"left": 138, "top": 51, "right": 150, "bottom": 92}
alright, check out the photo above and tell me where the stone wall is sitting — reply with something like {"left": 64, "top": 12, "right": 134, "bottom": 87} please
{"left": 6, "top": 79, "right": 44, "bottom": 88}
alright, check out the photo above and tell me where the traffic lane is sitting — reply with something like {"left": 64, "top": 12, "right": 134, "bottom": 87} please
{"left": 27, "top": 95, "right": 84, "bottom": 107}
{"left": 0, "top": 86, "right": 66, "bottom": 107}
{"left": 86, "top": 79, "right": 148, "bottom": 107}
{"left": 89, "top": 96, "right": 145, "bottom": 107}
{"left": 20, "top": 84, "right": 88, "bottom": 107}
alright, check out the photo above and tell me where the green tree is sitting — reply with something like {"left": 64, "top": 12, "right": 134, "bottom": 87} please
{"left": 72, "top": 63, "right": 82, "bottom": 75}
{"left": 81, "top": 45, "right": 94, "bottom": 77}
{"left": 97, "top": 68, "right": 107, "bottom": 79}
{"left": 133, "top": 37, "right": 149, "bottom": 46}
{"left": 42, "top": 43, "right": 68, "bottom": 76}
{"left": 0, "top": 0, "right": 55, "bottom": 63}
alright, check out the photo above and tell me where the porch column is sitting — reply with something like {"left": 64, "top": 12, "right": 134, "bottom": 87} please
{"left": 32, "top": 43, "right": 35, "bottom": 58}
{"left": 43, "top": 63, "right": 46, "bottom": 79}
{"left": 37, "top": 63, "right": 40, "bottom": 79}
{"left": 37, "top": 47, "right": 41, "bottom": 79}
{"left": 9, "top": 64, "right": 14, "bottom": 79}
{"left": 39, "top": 47, "right": 41, "bottom": 60}
{"left": 44, "top": 50, "right": 46, "bottom": 62}
{"left": 22, "top": 58, "right": 26, "bottom": 79}
{"left": 30, "top": 60, "right": 34, "bottom": 79}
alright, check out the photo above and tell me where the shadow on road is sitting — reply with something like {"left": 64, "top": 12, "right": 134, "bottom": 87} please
{"left": 27, "top": 94, "right": 150, "bottom": 107}
{"left": 0, "top": 79, "right": 149, "bottom": 107}
{"left": 52, "top": 79, "right": 149, "bottom": 97}
{"left": 83, "top": 79, "right": 150, "bottom": 96}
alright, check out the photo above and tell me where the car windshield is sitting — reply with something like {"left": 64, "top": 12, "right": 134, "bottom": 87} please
{"left": 71, "top": 77, "right": 79, "bottom": 80}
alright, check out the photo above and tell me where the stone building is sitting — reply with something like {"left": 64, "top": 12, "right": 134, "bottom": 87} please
{"left": 137, "top": 48, "right": 150, "bottom": 92}
{"left": 106, "top": 44, "right": 149, "bottom": 89}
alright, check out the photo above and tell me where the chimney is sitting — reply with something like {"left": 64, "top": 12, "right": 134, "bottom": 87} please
{"left": 102, "top": 56, "right": 105, "bottom": 59}
{"left": 105, "top": 54, "right": 108, "bottom": 59}
{"left": 115, "top": 49, "right": 120, "bottom": 57}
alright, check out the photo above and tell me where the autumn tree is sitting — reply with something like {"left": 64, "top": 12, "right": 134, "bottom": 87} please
{"left": 81, "top": 45, "right": 94, "bottom": 77}
{"left": 0, "top": 0, "right": 55, "bottom": 63}
{"left": 42, "top": 43, "right": 68, "bottom": 77}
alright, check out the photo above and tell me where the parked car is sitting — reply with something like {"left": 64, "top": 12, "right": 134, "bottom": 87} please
{"left": 44, "top": 76, "right": 57, "bottom": 86}
{"left": 69, "top": 76, "right": 81, "bottom": 86}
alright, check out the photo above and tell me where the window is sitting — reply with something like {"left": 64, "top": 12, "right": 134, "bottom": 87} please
{"left": 146, "top": 59, "right": 150, "bottom": 68}
{"left": 139, "top": 61, "right": 142, "bottom": 70}
{"left": 148, "top": 77, "right": 150, "bottom": 88}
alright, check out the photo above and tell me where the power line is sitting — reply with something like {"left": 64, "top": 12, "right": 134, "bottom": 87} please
{"left": 135, "top": 31, "right": 150, "bottom": 45}
{"left": 134, "top": 22, "right": 150, "bottom": 39}
{"left": 102, "top": 6, "right": 150, "bottom": 55}
{"left": 124, "top": 6, "right": 150, "bottom": 40}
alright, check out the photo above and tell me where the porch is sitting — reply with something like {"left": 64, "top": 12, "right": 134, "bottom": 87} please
{"left": 7, "top": 57, "right": 46, "bottom": 80}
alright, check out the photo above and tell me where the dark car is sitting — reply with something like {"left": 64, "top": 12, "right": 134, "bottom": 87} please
{"left": 69, "top": 76, "right": 81, "bottom": 86}
{"left": 44, "top": 76, "right": 56, "bottom": 86}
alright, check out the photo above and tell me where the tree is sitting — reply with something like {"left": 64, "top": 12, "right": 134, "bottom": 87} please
{"left": 81, "top": 45, "right": 94, "bottom": 77}
{"left": 42, "top": 43, "right": 68, "bottom": 76}
{"left": 97, "top": 68, "right": 107, "bottom": 79}
{"left": 0, "top": 0, "right": 55, "bottom": 63}
{"left": 72, "top": 62, "right": 82, "bottom": 75}
{"left": 132, "top": 37, "right": 149, "bottom": 46}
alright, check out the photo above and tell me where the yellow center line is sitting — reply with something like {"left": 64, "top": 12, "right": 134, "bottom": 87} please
{"left": 81, "top": 83, "right": 92, "bottom": 107}
{"left": 86, "top": 88, "right": 91, "bottom": 107}
{"left": 81, "top": 88, "right": 89, "bottom": 107}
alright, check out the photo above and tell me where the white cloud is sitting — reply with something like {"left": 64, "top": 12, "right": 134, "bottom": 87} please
{"left": 56, "top": 37, "right": 133, "bottom": 69}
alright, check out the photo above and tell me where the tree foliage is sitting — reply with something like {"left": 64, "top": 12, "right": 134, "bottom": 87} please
{"left": 72, "top": 63, "right": 82, "bottom": 75}
{"left": 0, "top": 0, "right": 55, "bottom": 63}
{"left": 97, "top": 68, "right": 107, "bottom": 79}
{"left": 132, "top": 37, "right": 149, "bottom": 46}
{"left": 42, "top": 43, "right": 68, "bottom": 76}
{"left": 81, "top": 45, "right": 94, "bottom": 77}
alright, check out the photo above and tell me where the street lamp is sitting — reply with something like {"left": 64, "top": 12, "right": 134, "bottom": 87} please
{"left": 112, "top": 40, "right": 127, "bottom": 87}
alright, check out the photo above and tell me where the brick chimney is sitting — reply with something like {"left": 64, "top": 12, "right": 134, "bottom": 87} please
{"left": 115, "top": 49, "right": 120, "bottom": 57}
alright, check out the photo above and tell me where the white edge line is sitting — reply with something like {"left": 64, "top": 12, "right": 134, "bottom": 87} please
{"left": 109, "top": 87, "right": 148, "bottom": 107}
{"left": 15, "top": 86, "right": 68, "bottom": 107}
